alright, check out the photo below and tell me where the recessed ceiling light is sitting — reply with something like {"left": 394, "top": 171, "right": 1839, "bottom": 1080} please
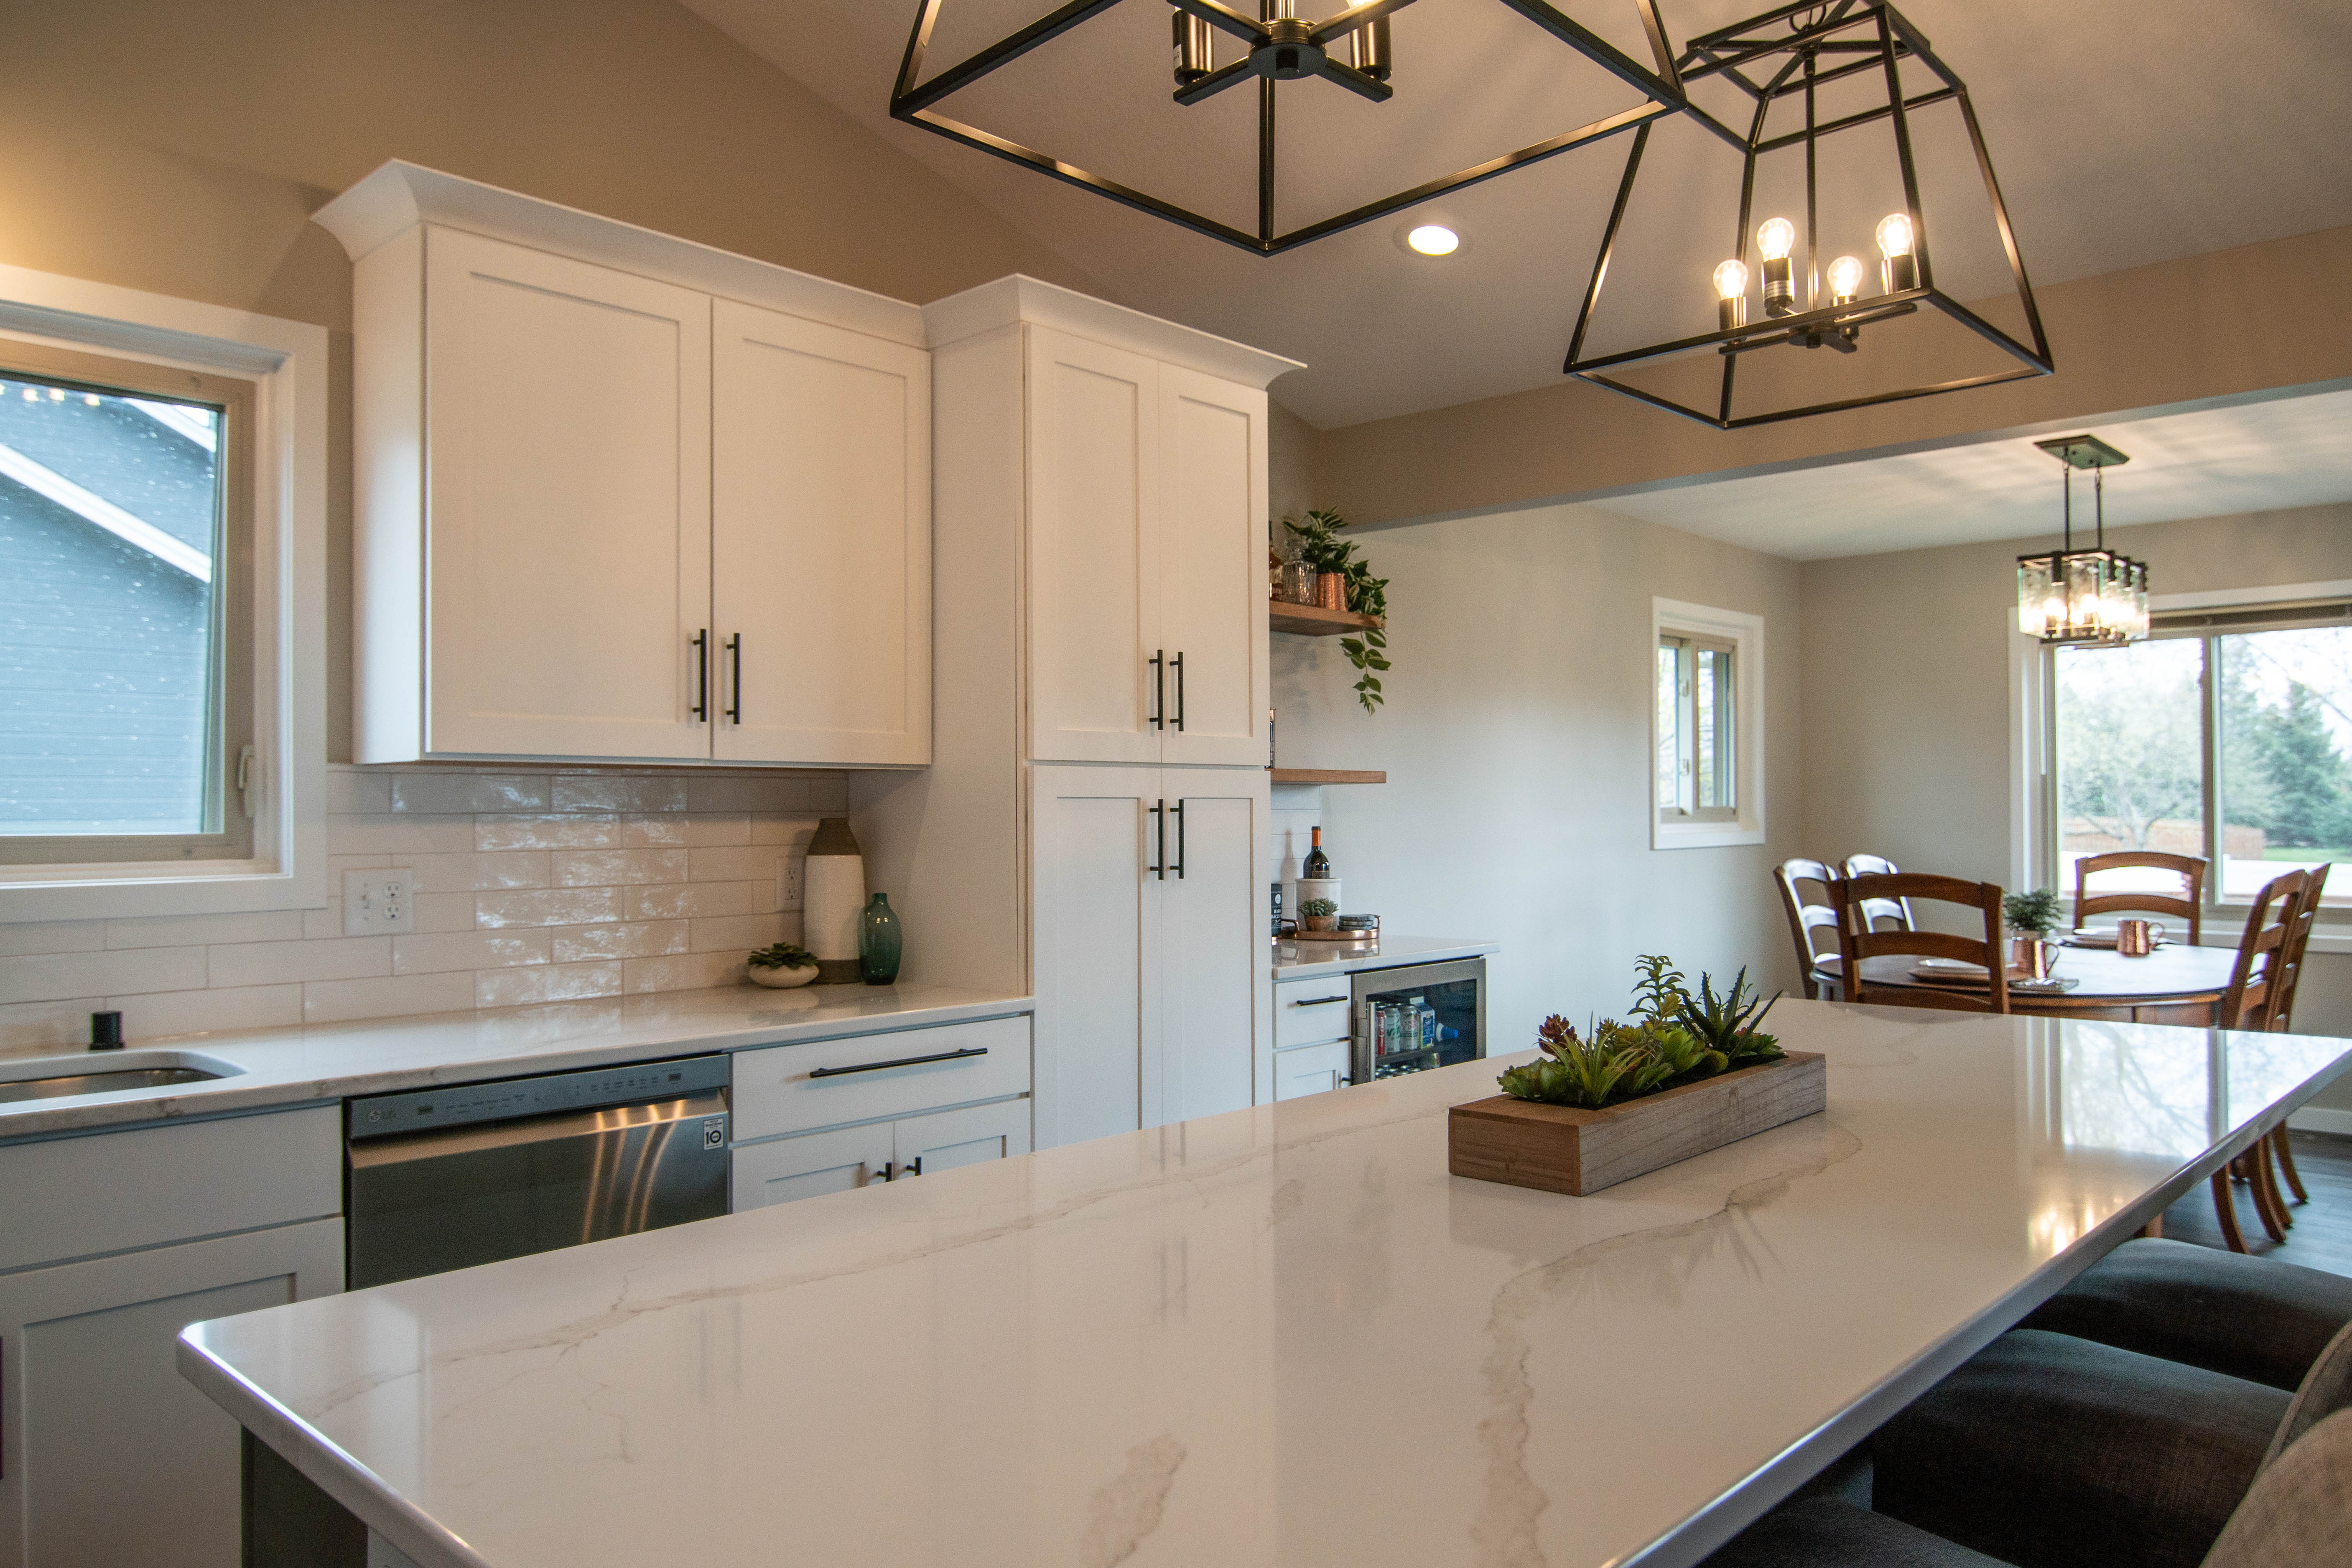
{"left": 1406, "top": 224, "right": 1460, "bottom": 257}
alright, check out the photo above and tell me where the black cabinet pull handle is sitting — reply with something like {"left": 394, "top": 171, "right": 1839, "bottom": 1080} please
{"left": 810, "top": 1046, "right": 988, "bottom": 1079}
{"left": 1290, "top": 996, "right": 1347, "bottom": 1008}
{"left": 906, "top": 1156, "right": 923, "bottom": 1176}
{"left": 1172, "top": 652, "right": 1185, "bottom": 732}
{"left": 690, "top": 630, "right": 709, "bottom": 721}
{"left": 725, "top": 634, "right": 743, "bottom": 725}
{"left": 1148, "top": 650, "right": 1164, "bottom": 731}
{"left": 1147, "top": 801, "right": 1165, "bottom": 880}
{"left": 1172, "top": 798, "right": 1186, "bottom": 878}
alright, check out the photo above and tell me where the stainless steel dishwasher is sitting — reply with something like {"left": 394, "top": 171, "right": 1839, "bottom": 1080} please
{"left": 345, "top": 1054, "right": 731, "bottom": 1289}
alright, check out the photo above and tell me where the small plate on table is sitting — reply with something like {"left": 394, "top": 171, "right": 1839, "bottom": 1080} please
{"left": 1908, "top": 958, "right": 1997, "bottom": 985}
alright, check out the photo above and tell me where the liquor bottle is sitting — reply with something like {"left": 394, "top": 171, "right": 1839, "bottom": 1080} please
{"left": 1303, "top": 826, "right": 1331, "bottom": 881}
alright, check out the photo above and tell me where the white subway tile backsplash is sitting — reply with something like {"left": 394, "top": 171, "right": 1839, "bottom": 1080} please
{"left": 392, "top": 929, "right": 552, "bottom": 975}
{"left": 551, "top": 920, "right": 690, "bottom": 962}
{"left": 476, "top": 814, "right": 621, "bottom": 851}
{"left": 0, "top": 763, "right": 852, "bottom": 1050}
{"left": 107, "top": 910, "right": 306, "bottom": 950}
{"left": 476, "top": 962, "right": 623, "bottom": 1009}
{"left": 304, "top": 972, "right": 475, "bottom": 1025}
{"left": 209, "top": 936, "right": 390, "bottom": 989}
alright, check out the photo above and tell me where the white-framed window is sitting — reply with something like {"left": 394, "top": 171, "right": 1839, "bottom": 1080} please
{"left": 0, "top": 264, "right": 326, "bottom": 922}
{"left": 1652, "top": 598, "right": 1765, "bottom": 849}
{"left": 2040, "top": 580, "right": 2352, "bottom": 912}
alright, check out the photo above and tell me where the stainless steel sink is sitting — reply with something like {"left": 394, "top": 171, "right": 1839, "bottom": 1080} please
{"left": 0, "top": 1048, "right": 246, "bottom": 1106}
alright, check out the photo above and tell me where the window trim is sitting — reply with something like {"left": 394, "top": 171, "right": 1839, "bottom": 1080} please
{"left": 2017, "top": 576, "right": 2352, "bottom": 950}
{"left": 1652, "top": 598, "right": 1766, "bottom": 850}
{"left": 0, "top": 263, "right": 327, "bottom": 922}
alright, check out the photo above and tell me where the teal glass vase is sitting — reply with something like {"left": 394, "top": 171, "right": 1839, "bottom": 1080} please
{"left": 859, "top": 892, "right": 902, "bottom": 986}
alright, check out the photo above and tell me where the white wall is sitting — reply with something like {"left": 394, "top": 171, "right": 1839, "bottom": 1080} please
{"left": 1271, "top": 502, "right": 1806, "bottom": 1056}
{"left": 1800, "top": 501, "right": 2352, "bottom": 1114}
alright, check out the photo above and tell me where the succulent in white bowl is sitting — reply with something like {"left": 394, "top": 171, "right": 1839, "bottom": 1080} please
{"left": 747, "top": 942, "right": 821, "bottom": 988}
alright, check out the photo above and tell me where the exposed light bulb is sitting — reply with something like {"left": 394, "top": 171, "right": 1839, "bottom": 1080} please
{"left": 1756, "top": 218, "right": 1797, "bottom": 316}
{"left": 1406, "top": 224, "right": 1459, "bottom": 256}
{"left": 1875, "top": 213, "right": 1914, "bottom": 258}
{"left": 1827, "top": 254, "right": 1864, "bottom": 302}
{"left": 1877, "top": 212, "right": 1918, "bottom": 292}
{"left": 1756, "top": 218, "right": 1796, "bottom": 262}
{"left": 1712, "top": 259, "right": 1749, "bottom": 300}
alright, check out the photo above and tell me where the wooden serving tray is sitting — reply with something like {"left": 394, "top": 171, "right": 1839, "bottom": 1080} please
{"left": 1448, "top": 1052, "right": 1827, "bottom": 1196}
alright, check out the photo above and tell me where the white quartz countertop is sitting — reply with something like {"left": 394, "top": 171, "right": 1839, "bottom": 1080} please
{"left": 0, "top": 983, "right": 1031, "bottom": 1141}
{"left": 1271, "top": 932, "right": 1498, "bottom": 980}
{"left": 181, "top": 1004, "right": 2352, "bottom": 1568}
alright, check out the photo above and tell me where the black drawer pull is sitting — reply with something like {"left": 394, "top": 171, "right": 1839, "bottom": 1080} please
{"left": 1289, "top": 996, "right": 1347, "bottom": 1008}
{"left": 808, "top": 1046, "right": 988, "bottom": 1079}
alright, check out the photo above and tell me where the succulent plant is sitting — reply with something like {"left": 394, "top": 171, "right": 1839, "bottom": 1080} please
{"left": 1674, "top": 967, "right": 1785, "bottom": 1065}
{"left": 1498, "top": 955, "right": 1783, "bottom": 1109}
{"left": 1299, "top": 897, "right": 1338, "bottom": 918}
{"left": 748, "top": 942, "right": 818, "bottom": 970}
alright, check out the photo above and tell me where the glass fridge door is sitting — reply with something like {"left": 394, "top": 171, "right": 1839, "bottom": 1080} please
{"left": 1353, "top": 959, "right": 1485, "bottom": 1083}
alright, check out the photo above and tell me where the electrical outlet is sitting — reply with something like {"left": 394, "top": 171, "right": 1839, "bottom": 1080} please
{"left": 343, "top": 870, "right": 416, "bottom": 936}
{"left": 777, "top": 857, "right": 804, "bottom": 911}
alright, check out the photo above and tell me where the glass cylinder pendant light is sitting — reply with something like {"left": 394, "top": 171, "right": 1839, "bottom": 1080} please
{"left": 2016, "top": 435, "right": 2148, "bottom": 646}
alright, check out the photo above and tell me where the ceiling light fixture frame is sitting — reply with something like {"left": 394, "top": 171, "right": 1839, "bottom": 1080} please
{"left": 1562, "top": 0, "right": 2052, "bottom": 429}
{"left": 890, "top": 0, "right": 1690, "bottom": 257}
{"left": 2017, "top": 435, "right": 2148, "bottom": 647}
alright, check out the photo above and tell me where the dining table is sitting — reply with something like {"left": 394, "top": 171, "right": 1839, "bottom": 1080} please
{"left": 1848, "top": 939, "right": 2240, "bottom": 1024}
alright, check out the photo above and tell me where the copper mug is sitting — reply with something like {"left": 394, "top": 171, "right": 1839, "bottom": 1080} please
{"left": 2117, "top": 918, "right": 2166, "bottom": 957}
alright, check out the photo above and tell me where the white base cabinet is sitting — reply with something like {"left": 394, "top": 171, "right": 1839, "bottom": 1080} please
{"left": 1032, "top": 764, "right": 1269, "bottom": 1147}
{"left": 731, "top": 1098, "right": 1031, "bottom": 1210}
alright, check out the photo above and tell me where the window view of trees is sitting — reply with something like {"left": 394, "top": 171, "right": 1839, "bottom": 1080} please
{"left": 2055, "top": 625, "right": 2351, "bottom": 903}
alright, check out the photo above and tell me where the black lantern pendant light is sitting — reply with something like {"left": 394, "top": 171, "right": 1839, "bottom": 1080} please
{"left": 2017, "top": 436, "right": 2149, "bottom": 647}
{"left": 1563, "top": 0, "right": 2052, "bottom": 427}
{"left": 890, "top": 1, "right": 1688, "bottom": 257}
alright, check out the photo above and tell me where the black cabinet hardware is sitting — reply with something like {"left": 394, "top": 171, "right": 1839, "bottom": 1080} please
{"left": 1148, "top": 800, "right": 1165, "bottom": 880}
{"left": 1171, "top": 798, "right": 1186, "bottom": 878}
{"left": 1148, "top": 650, "right": 1164, "bottom": 730}
{"left": 1171, "top": 652, "right": 1185, "bottom": 732}
{"left": 725, "top": 634, "right": 743, "bottom": 724}
{"left": 809, "top": 1046, "right": 989, "bottom": 1080}
{"left": 690, "top": 630, "right": 709, "bottom": 721}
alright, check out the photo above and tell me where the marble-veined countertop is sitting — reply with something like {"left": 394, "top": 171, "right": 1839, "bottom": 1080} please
{"left": 181, "top": 1002, "right": 2352, "bottom": 1568}
{"left": 0, "top": 983, "right": 1031, "bottom": 1140}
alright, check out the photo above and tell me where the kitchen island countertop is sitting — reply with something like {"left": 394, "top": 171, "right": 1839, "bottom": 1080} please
{"left": 181, "top": 1003, "right": 2352, "bottom": 1568}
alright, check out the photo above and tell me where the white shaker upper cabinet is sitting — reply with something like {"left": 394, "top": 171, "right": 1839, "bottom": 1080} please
{"left": 1156, "top": 366, "right": 1269, "bottom": 768}
{"left": 421, "top": 228, "right": 713, "bottom": 760}
{"left": 1026, "top": 328, "right": 1163, "bottom": 766}
{"left": 711, "top": 300, "right": 931, "bottom": 766}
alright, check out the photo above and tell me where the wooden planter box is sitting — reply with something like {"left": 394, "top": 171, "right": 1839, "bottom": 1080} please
{"left": 1448, "top": 1052, "right": 1827, "bottom": 1196}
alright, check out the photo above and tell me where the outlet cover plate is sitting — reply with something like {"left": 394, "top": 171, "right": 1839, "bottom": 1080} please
{"left": 777, "top": 858, "right": 804, "bottom": 911}
{"left": 343, "top": 869, "right": 416, "bottom": 936}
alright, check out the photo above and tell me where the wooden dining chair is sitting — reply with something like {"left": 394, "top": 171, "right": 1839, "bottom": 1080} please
{"left": 1833, "top": 874, "right": 2010, "bottom": 1015}
{"left": 2208, "top": 869, "right": 2311, "bottom": 1253}
{"left": 2265, "top": 862, "right": 2332, "bottom": 1213}
{"left": 2073, "top": 849, "right": 2207, "bottom": 945}
{"left": 1841, "top": 853, "right": 1915, "bottom": 932}
{"left": 1774, "top": 858, "right": 1845, "bottom": 1001}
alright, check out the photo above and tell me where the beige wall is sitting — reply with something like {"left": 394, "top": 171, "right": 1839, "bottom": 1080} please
{"left": 1273, "top": 502, "right": 1806, "bottom": 1053}
{"left": 0, "top": 0, "right": 1106, "bottom": 764}
{"left": 1799, "top": 502, "right": 2352, "bottom": 1107}
{"left": 1309, "top": 225, "right": 2352, "bottom": 531}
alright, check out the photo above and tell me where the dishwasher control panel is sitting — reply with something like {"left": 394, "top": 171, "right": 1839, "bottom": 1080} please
{"left": 348, "top": 1053, "right": 732, "bottom": 1138}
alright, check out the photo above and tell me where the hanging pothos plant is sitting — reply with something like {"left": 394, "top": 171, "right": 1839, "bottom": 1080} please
{"left": 1283, "top": 508, "right": 1391, "bottom": 713}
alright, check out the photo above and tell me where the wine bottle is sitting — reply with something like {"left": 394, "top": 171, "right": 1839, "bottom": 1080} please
{"left": 1304, "top": 826, "right": 1331, "bottom": 880}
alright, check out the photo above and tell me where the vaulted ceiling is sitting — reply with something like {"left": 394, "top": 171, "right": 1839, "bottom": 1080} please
{"left": 683, "top": 1, "right": 2352, "bottom": 430}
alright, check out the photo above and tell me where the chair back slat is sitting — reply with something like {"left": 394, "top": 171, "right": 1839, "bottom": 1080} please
{"left": 1833, "top": 873, "right": 2009, "bottom": 1015}
{"left": 2270, "top": 863, "right": 2331, "bottom": 1033}
{"left": 1843, "top": 853, "right": 1913, "bottom": 932}
{"left": 2221, "top": 870, "right": 2308, "bottom": 1033}
{"left": 2073, "top": 850, "right": 2207, "bottom": 945}
{"left": 1775, "top": 858, "right": 1843, "bottom": 1000}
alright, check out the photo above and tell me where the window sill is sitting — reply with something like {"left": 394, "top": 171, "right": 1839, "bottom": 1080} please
{"left": 1653, "top": 820, "right": 1766, "bottom": 851}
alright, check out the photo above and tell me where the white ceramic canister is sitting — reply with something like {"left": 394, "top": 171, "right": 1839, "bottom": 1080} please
{"left": 803, "top": 817, "right": 866, "bottom": 985}
{"left": 1295, "top": 878, "right": 1341, "bottom": 915}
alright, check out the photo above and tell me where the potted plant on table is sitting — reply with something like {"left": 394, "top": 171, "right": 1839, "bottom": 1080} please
{"left": 1299, "top": 897, "right": 1339, "bottom": 933}
{"left": 2003, "top": 890, "right": 2063, "bottom": 980}
{"left": 747, "top": 942, "right": 821, "bottom": 989}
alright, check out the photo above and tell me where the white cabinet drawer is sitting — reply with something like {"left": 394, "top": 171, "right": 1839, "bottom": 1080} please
{"left": 1273, "top": 1040, "right": 1350, "bottom": 1101}
{"left": 1274, "top": 979, "right": 1352, "bottom": 1049}
{"left": 730, "top": 1098, "right": 1032, "bottom": 1212}
{"left": 730, "top": 1016, "right": 1031, "bottom": 1143}
{"left": 0, "top": 1108, "right": 342, "bottom": 1274}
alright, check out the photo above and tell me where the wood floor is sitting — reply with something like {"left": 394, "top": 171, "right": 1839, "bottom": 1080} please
{"left": 2159, "top": 1130, "right": 2352, "bottom": 1278}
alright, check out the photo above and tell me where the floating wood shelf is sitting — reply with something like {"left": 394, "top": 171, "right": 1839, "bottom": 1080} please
{"left": 1269, "top": 601, "right": 1382, "bottom": 637}
{"left": 1270, "top": 769, "right": 1387, "bottom": 785}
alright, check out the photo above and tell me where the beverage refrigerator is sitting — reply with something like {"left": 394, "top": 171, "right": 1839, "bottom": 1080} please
{"left": 1350, "top": 956, "right": 1486, "bottom": 1084}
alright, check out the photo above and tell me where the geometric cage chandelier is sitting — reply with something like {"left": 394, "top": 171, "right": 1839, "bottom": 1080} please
{"left": 1563, "top": 0, "right": 2054, "bottom": 428}
{"left": 2017, "top": 435, "right": 2150, "bottom": 647}
{"left": 891, "top": 1, "right": 1690, "bottom": 257}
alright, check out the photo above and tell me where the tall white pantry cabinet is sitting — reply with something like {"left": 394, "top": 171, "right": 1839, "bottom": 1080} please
{"left": 905, "top": 279, "right": 1298, "bottom": 1148}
